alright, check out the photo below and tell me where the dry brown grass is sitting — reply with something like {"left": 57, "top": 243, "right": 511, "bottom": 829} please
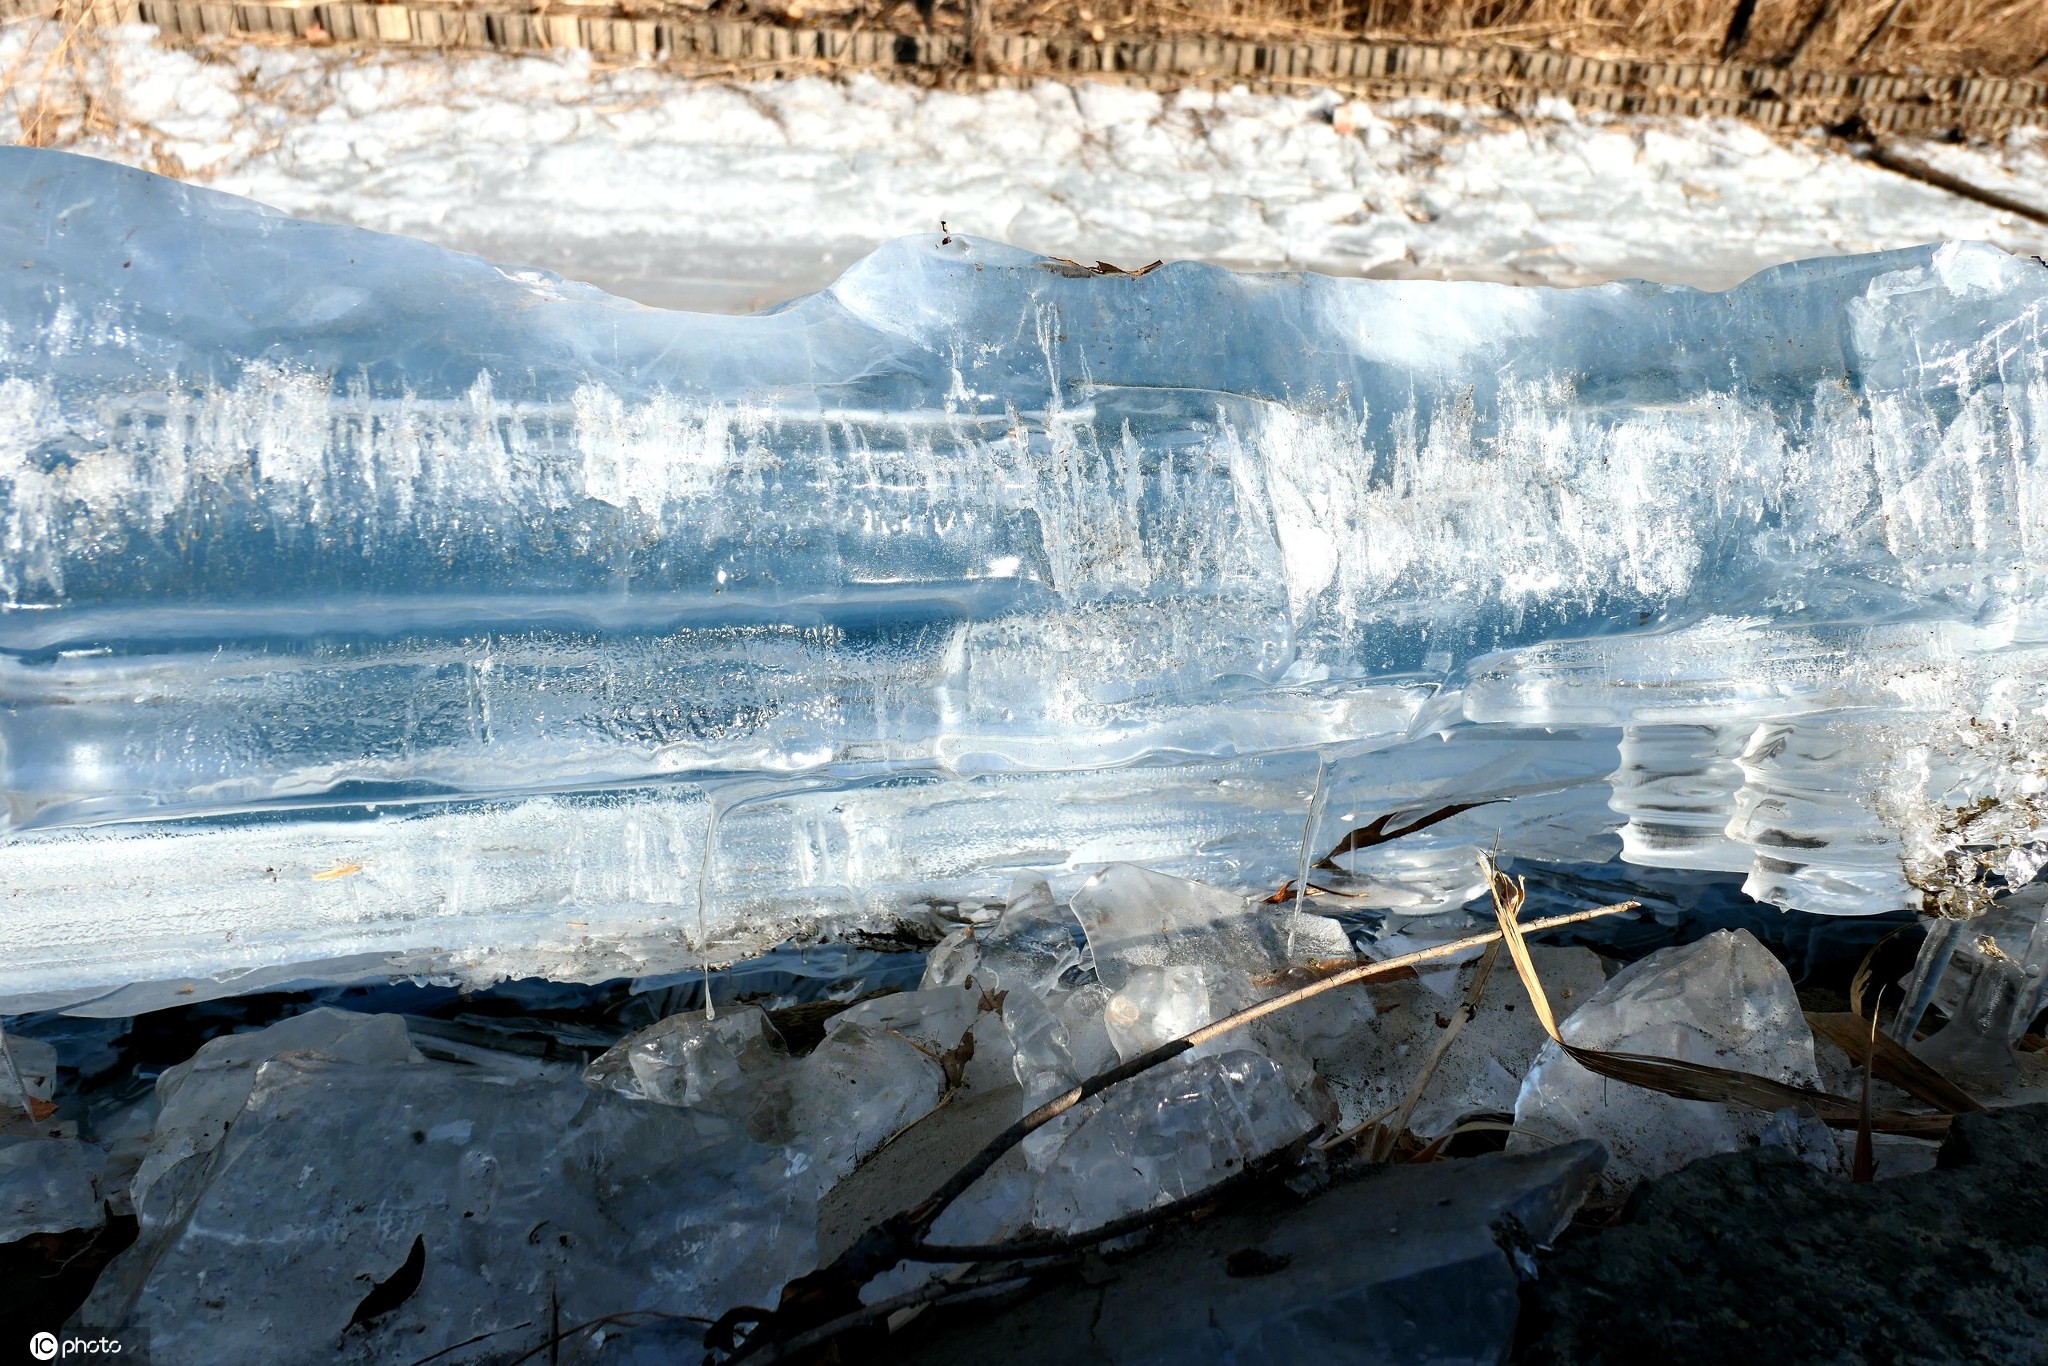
{"left": 696, "top": 0, "right": 2048, "bottom": 78}
{"left": 0, "top": 0, "right": 124, "bottom": 148}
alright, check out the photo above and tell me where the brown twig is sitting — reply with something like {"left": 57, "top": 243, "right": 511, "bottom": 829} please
{"left": 1313, "top": 801, "right": 1502, "bottom": 871}
{"left": 1855, "top": 141, "right": 2048, "bottom": 227}
{"left": 1367, "top": 939, "right": 1503, "bottom": 1162}
{"left": 719, "top": 898, "right": 1636, "bottom": 1361}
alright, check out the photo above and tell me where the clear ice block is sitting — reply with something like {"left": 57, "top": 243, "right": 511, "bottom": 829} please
{"left": 5, "top": 148, "right": 2048, "bottom": 1000}
{"left": 1511, "top": 929, "right": 1823, "bottom": 1185}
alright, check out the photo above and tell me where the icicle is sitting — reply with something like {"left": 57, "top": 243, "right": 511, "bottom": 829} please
{"left": 1890, "top": 915, "right": 1964, "bottom": 1044}
{"left": 1285, "top": 757, "right": 1328, "bottom": 961}
{"left": 0, "top": 1022, "right": 35, "bottom": 1124}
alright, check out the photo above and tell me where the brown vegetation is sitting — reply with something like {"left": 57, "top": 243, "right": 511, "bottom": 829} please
{"left": 588, "top": 0, "right": 2045, "bottom": 79}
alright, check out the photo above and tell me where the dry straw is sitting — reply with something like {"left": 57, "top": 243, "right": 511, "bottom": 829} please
{"left": 1481, "top": 854, "right": 1959, "bottom": 1139}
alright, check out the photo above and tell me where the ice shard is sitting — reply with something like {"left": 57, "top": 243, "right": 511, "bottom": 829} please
{"left": 3, "top": 147, "right": 2047, "bottom": 1002}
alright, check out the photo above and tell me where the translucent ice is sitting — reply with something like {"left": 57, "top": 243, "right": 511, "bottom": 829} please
{"left": 1074, "top": 864, "right": 1351, "bottom": 990}
{"left": 1512, "top": 930, "right": 1823, "bottom": 1185}
{"left": 923, "top": 874, "right": 1083, "bottom": 997}
{"left": 129, "top": 1007, "right": 421, "bottom": 1228}
{"left": 830, "top": 985, "right": 985, "bottom": 1058}
{"left": 5, "top": 148, "right": 2048, "bottom": 999}
{"left": 1103, "top": 964, "right": 1231, "bottom": 1060}
{"left": 0, "top": 1135, "right": 106, "bottom": 1241}
{"left": 0, "top": 1033, "right": 57, "bottom": 1114}
{"left": 1030, "top": 1050, "right": 1312, "bottom": 1234}
{"left": 583, "top": 1002, "right": 790, "bottom": 1110}
{"left": 972, "top": 985, "right": 1080, "bottom": 1108}
{"left": 1317, "top": 944, "right": 1607, "bottom": 1138}
{"left": 790, "top": 1022, "right": 949, "bottom": 1181}
{"left": 83, "top": 1053, "right": 818, "bottom": 1364}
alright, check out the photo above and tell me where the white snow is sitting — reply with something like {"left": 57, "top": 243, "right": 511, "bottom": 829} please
{"left": 4, "top": 24, "right": 2046, "bottom": 310}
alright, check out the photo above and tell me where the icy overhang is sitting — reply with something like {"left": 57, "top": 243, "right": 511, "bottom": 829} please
{"left": 2, "top": 148, "right": 2045, "bottom": 1008}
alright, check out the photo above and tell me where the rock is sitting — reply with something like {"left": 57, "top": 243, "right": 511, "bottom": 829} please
{"left": 1520, "top": 1103, "right": 2048, "bottom": 1366}
{"left": 889, "top": 1140, "right": 1607, "bottom": 1366}
{"left": 0, "top": 1137, "right": 105, "bottom": 1242}
{"left": 1512, "top": 929, "right": 1821, "bottom": 1185}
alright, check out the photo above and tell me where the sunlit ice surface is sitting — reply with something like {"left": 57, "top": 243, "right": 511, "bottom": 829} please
{"left": 3, "top": 147, "right": 2045, "bottom": 1008}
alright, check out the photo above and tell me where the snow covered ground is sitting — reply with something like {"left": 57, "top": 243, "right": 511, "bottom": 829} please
{"left": 6, "top": 24, "right": 2047, "bottom": 309}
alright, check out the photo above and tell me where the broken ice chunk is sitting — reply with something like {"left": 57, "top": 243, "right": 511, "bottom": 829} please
{"left": 1908, "top": 888, "right": 2048, "bottom": 1097}
{"left": 1051, "top": 982, "right": 1121, "bottom": 1080}
{"left": 1103, "top": 965, "right": 1224, "bottom": 1061}
{"left": 1072, "top": 864, "right": 1349, "bottom": 992}
{"left": 0, "top": 1136, "right": 106, "bottom": 1241}
{"left": 1512, "top": 929, "right": 1821, "bottom": 1186}
{"left": 792, "top": 1022, "right": 948, "bottom": 1181}
{"left": 1095, "top": 962, "right": 1335, "bottom": 1121}
{"left": 129, "top": 1007, "right": 421, "bottom": 1229}
{"left": 83, "top": 1056, "right": 817, "bottom": 1365}
{"left": 1759, "top": 1105, "right": 1842, "bottom": 1173}
{"left": 963, "top": 987, "right": 1079, "bottom": 1109}
{"left": 1914, "top": 939, "right": 2032, "bottom": 1097}
{"left": 1314, "top": 944, "right": 1602, "bottom": 1138}
{"left": 830, "top": 985, "right": 985, "bottom": 1058}
{"left": 582, "top": 1003, "right": 789, "bottom": 1109}
{"left": 921, "top": 927, "right": 984, "bottom": 990}
{"left": 919, "top": 876, "right": 1084, "bottom": 998}
{"left": 1031, "top": 1050, "right": 1312, "bottom": 1235}
{"left": 0, "top": 1033, "right": 57, "bottom": 1115}
{"left": 978, "top": 875, "right": 1085, "bottom": 996}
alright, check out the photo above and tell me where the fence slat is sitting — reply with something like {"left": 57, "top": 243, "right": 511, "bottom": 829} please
{"left": 61, "top": 2, "right": 2048, "bottom": 135}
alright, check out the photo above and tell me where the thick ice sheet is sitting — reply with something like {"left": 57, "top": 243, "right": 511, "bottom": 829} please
{"left": 4, "top": 148, "right": 2046, "bottom": 1003}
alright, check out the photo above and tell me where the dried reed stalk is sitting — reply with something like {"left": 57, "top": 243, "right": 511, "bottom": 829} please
{"left": 0, "top": 0, "right": 121, "bottom": 148}
{"left": 1482, "top": 856, "right": 1957, "bottom": 1140}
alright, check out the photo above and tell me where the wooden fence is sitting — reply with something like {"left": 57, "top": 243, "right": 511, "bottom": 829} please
{"left": 70, "top": 0, "right": 2048, "bottom": 134}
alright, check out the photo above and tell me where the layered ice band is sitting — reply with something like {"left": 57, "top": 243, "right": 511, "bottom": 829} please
{"left": 3, "top": 148, "right": 2045, "bottom": 1004}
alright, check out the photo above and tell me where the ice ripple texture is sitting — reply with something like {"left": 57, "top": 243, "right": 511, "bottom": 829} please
{"left": 3, "top": 148, "right": 2046, "bottom": 1001}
